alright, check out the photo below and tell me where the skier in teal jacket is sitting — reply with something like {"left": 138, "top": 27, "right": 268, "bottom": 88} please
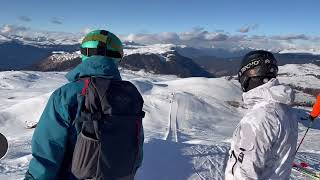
{"left": 25, "top": 30, "right": 144, "bottom": 180}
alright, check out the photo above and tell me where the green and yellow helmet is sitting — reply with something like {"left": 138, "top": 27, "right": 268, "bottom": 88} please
{"left": 80, "top": 30, "right": 124, "bottom": 64}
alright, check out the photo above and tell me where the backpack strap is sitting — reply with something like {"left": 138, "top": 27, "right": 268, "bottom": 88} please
{"left": 81, "top": 78, "right": 91, "bottom": 95}
{"left": 73, "top": 78, "right": 91, "bottom": 133}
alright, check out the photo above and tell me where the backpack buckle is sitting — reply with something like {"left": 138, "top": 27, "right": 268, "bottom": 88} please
{"left": 91, "top": 112, "right": 102, "bottom": 120}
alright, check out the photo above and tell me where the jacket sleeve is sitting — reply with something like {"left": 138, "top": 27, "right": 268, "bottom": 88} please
{"left": 225, "top": 112, "right": 280, "bottom": 180}
{"left": 134, "top": 125, "right": 144, "bottom": 172}
{"left": 25, "top": 89, "right": 72, "bottom": 180}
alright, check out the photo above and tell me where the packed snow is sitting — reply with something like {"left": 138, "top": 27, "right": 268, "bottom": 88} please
{"left": 0, "top": 65, "right": 319, "bottom": 179}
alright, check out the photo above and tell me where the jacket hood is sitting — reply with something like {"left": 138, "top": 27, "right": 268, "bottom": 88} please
{"left": 65, "top": 56, "right": 121, "bottom": 82}
{"left": 243, "top": 78, "right": 295, "bottom": 107}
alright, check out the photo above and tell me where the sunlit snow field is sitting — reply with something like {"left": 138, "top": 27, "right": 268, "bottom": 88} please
{"left": 0, "top": 64, "right": 319, "bottom": 179}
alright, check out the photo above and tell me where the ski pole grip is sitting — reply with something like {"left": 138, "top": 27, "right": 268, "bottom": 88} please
{"left": 310, "top": 95, "right": 320, "bottom": 120}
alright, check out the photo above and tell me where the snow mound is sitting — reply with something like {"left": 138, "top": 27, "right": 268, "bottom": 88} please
{"left": 0, "top": 71, "right": 66, "bottom": 90}
{"left": 0, "top": 93, "right": 51, "bottom": 137}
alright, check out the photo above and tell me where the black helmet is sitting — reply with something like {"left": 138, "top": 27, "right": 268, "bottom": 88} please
{"left": 238, "top": 50, "right": 278, "bottom": 92}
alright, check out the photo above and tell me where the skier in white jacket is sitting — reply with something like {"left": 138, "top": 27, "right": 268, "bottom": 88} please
{"left": 225, "top": 50, "right": 298, "bottom": 180}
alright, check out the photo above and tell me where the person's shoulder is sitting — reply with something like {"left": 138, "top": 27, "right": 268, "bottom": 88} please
{"left": 52, "top": 80, "right": 84, "bottom": 104}
{"left": 242, "top": 104, "right": 281, "bottom": 128}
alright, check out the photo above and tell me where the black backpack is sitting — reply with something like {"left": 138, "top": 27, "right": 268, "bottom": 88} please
{"left": 71, "top": 77, "right": 145, "bottom": 180}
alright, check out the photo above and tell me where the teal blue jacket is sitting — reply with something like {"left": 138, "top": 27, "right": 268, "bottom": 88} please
{"left": 25, "top": 56, "right": 144, "bottom": 180}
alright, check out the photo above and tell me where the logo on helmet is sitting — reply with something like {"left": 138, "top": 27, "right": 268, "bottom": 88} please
{"left": 265, "top": 59, "right": 271, "bottom": 64}
{"left": 239, "top": 59, "right": 261, "bottom": 77}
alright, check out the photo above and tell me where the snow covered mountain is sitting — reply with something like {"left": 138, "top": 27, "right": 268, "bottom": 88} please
{"left": 0, "top": 29, "right": 81, "bottom": 46}
{"left": 27, "top": 43, "right": 320, "bottom": 79}
{"left": 122, "top": 44, "right": 213, "bottom": 77}
{"left": 0, "top": 63, "right": 319, "bottom": 179}
{"left": 280, "top": 48, "right": 320, "bottom": 55}
{"left": 31, "top": 44, "right": 214, "bottom": 78}
{"left": 0, "top": 41, "right": 79, "bottom": 70}
{"left": 31, "top": 51, "right": 81, "bottom": 71}
{"left": 2, "top": 35, "right": 320, "bottom": 74}
{"left": 0, "top": 29, "right": 81, "bottom": 70}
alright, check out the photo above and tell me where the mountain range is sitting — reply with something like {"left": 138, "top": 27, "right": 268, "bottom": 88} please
{"left": 1, "top": 34, "right": 320, "bottom": 77}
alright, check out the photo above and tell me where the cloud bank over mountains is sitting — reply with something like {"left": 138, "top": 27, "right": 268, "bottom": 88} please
{"left": 120, "top": 27, "right": 320, "bottom": 51}
{"left": 1, "top": 24, "right": 319, "bottom": 52}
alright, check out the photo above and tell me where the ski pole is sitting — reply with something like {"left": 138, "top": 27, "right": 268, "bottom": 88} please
{"left": 295, "top": 95, "right": 320, "bottom": 155}
{"left": 295, "top": 120, "right": 314, "bottom": 156}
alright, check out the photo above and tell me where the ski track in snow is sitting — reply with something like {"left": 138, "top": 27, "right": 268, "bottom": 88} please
{"left": 166, "top": 92, "right": 179, "bottom": 142}
{"left": 0, "top": 67, "right": 319, "bottom": 180}
{"left": 154, "top": 91, "right": 230, "bottom": 180}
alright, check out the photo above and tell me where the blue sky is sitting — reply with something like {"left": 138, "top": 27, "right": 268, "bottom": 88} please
{"left": 0, "top": 0, "right": 319, "bottom": 35}
{"left": 1, "top": 0, "right": 319, "bottom": 51}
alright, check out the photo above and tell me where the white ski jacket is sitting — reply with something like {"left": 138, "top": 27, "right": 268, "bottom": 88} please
{"left": 225, "top": 78, "right": 298, "bottom": 180}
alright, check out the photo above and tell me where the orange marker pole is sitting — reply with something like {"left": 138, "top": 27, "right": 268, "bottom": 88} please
{"left": 310, "top": 95, "right": 320, "bottom": 120}
{"left": 295, "top": 95, "right": 319, "bottom": 156}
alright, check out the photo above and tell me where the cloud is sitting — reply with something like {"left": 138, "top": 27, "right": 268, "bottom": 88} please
{"left": 51, "top": 17, "right": 63, "bottom": 25}
{"left": 179, "top": 27, "right": 228, "bottom": 41}
{"left": 0, "top": 24, "right": 29, "bottom": 33}
{"left": 271, "top": 34, "right": 309, "bottom": 41}
{"left": 119, "top": 27, "right": 320, "bottom": 51}
{"left": 121, "top": 27, "right": 232, "bottom": 48}
{"left": 238, "top": 24, "right": 259, "bottom": 33}
{"left": 121, "top": 32, "right": 180, "bottom": 45}
{"left": 18, "top": 16, "right": 32, "bottom": 22}
{"left": 1, "top": 24, "right": 320, "bottom": 52}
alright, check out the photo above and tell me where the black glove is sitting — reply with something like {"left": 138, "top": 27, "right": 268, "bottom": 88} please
{"left": 309, "top": 115, "right": 316, "bottom": 121}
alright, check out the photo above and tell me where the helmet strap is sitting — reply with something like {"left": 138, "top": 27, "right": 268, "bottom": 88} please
{"left": 80, "top": 47, "right": 122, "bottom": 59}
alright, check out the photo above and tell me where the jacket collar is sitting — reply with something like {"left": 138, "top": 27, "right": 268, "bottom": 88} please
{"left": 65, "top": 56, "right": 121, "bottom": 82}
{"left": 243, "top": 78, "right": 295, "bottom": 108}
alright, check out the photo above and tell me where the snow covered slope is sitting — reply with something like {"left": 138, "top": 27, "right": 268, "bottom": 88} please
{"left": 278, "top": 64, "right": 320, "bottom": 105}
{"left": 279, "top": 63, "right": 320, "bottom": 89}
{"left": 0, "top": 65, "right": 319, "bottom": 179}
